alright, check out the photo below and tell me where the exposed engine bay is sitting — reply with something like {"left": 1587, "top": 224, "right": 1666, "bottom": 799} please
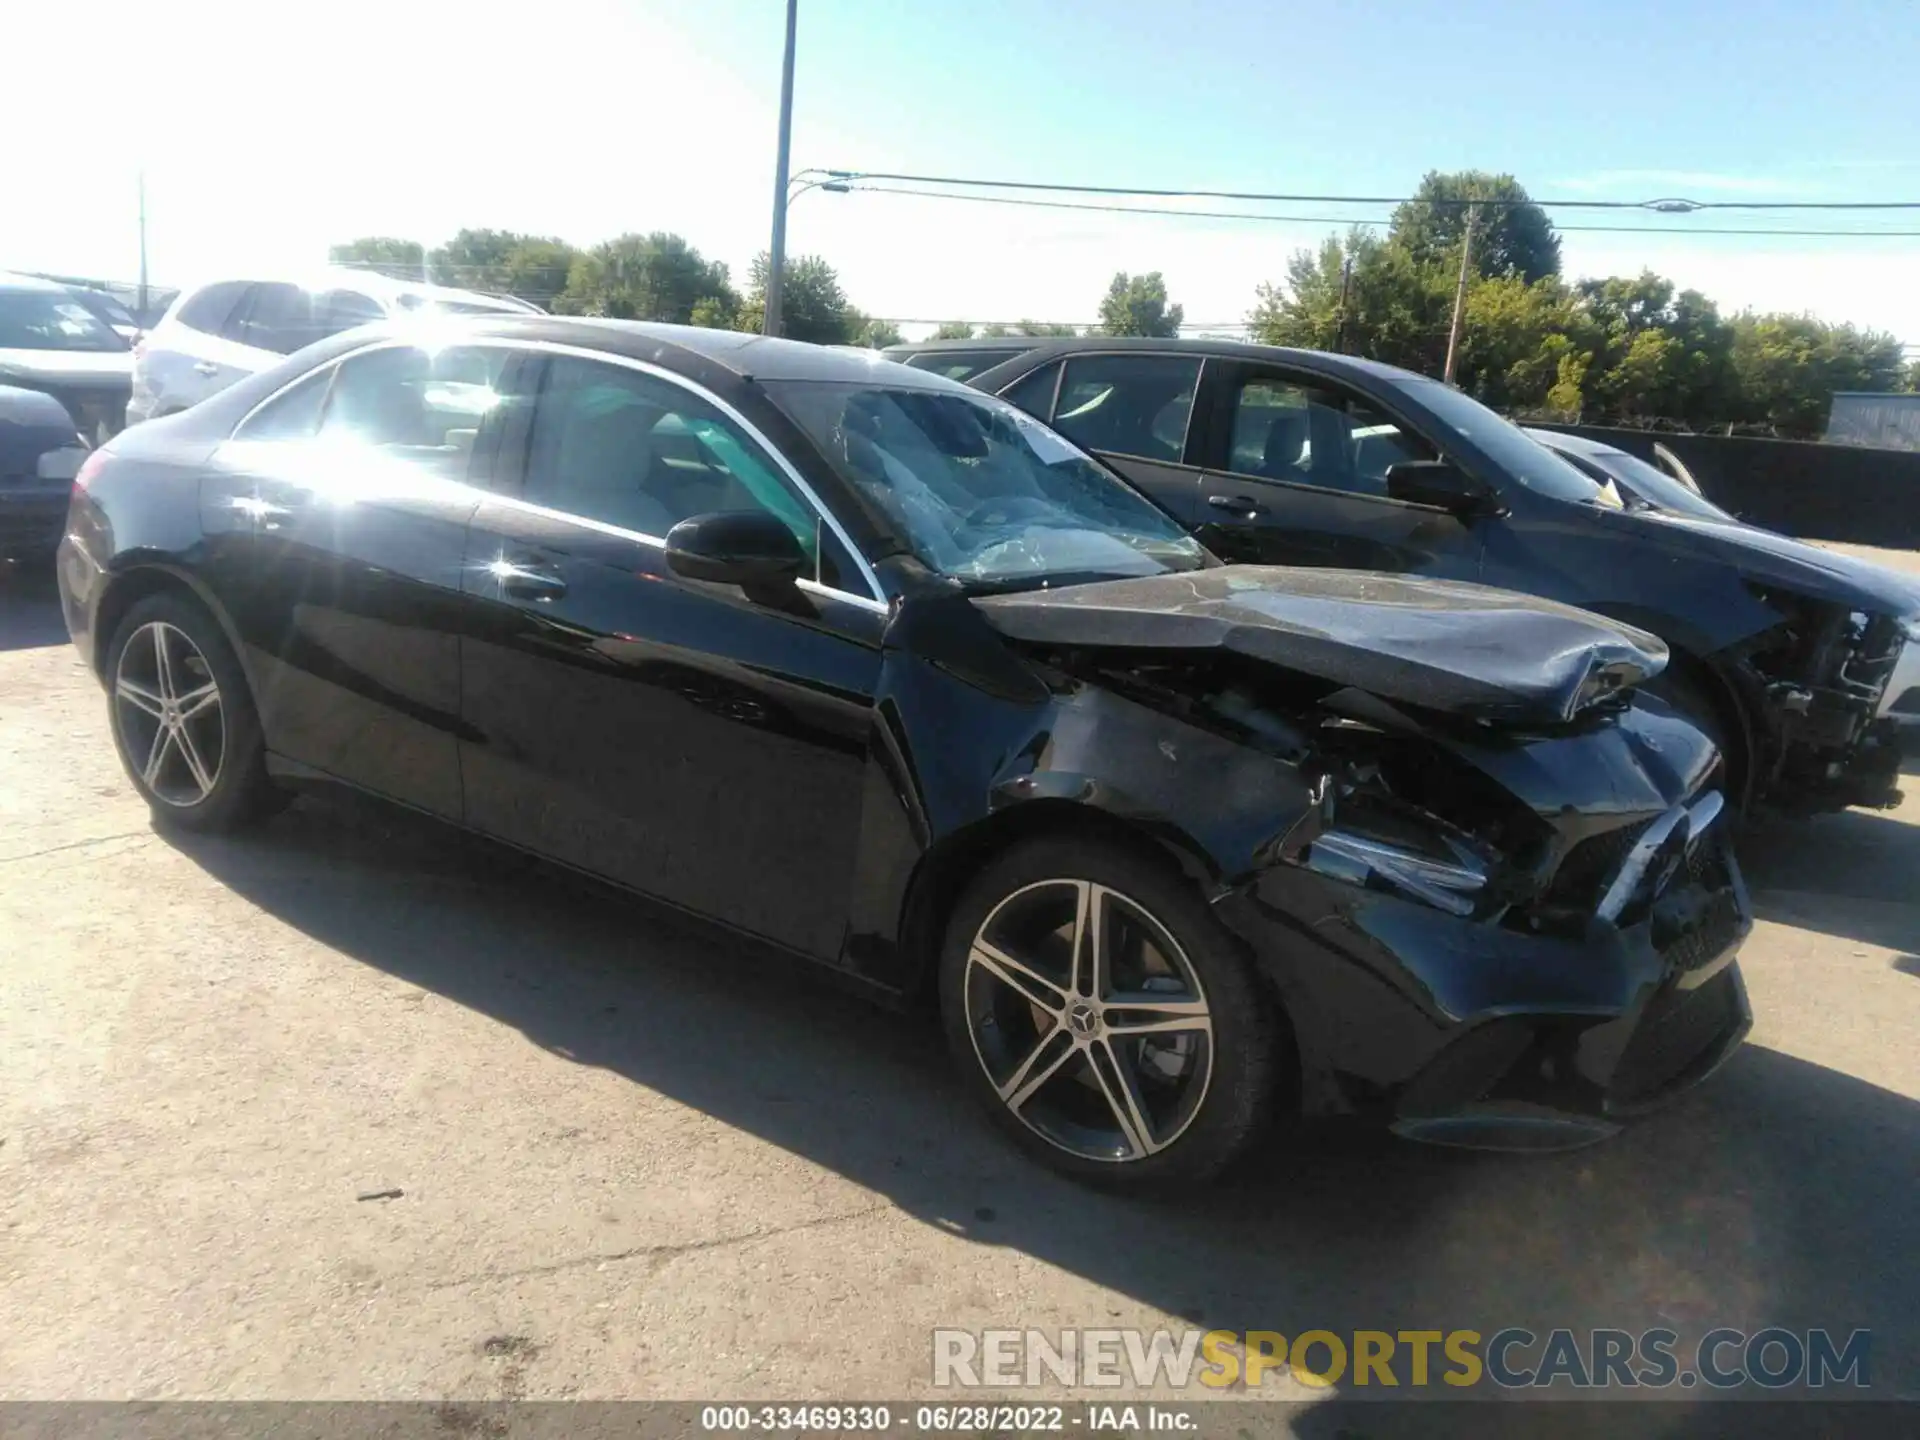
{"left": 1731, "top": 584, "right": 1910, "bottom": 811}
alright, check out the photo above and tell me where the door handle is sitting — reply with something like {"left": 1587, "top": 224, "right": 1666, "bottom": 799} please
{"left": 193, "top": 361, "right": 221, "bottom": 377}
{"left": 498, "top": 561, "right": 567, "bottom": 601}
{"left": 1207, "top": 493, "right": 1265, "bottom": 517}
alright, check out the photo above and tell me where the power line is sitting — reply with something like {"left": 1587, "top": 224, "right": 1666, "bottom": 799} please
{"left": 818, "top": 168, "right": 1920, "bottom": 212}
{"left": 842, "top": 183, "right": 1920, "bottom": 238}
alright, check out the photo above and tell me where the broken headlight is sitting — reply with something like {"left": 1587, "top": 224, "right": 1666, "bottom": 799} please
{"left": 1302, "top": 793, "right": 1495, "bottom": 917}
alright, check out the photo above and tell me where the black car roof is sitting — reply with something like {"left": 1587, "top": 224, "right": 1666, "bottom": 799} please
{"left": 968, "top": 334, "right": 1433, "bottom": 388}
{"left": 883, "top": 337, "right": 1049, "bottom": 354}
{"left": 426, "top": 316, "right": 971, "bottom": 389}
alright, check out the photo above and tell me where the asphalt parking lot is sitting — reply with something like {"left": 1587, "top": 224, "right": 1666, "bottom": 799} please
{"left": 2, "top": 555, "right": 1917, "bottom": 1413}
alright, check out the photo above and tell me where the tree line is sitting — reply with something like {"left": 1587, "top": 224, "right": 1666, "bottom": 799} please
{"left": 332, "top": 176, "right": 1913, "bottom": 438}
{"left": 330, "top": 231, "right": 1188, "bottom": 351}
{"left": 1246, "top": 170, "right": 1913, "bottom": 438}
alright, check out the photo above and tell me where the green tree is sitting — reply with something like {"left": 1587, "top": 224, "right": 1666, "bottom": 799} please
{"left": 736, "top": 253, "right": 856, "bottom": 344}
{"left": 1455, "top": 275, "right": 1588, "bottom": 412}
{"left": 428, "top": 229, "right": 578, "bottom": 304}
{"left": 1906, "top": 356, "right": 1920, "bottom": 392}
{"left": 1248, "top": 230, "right": 1451, "bottom": 372}
{"left": 854, "top": 315, "right": 904, "bottom": 349}
{"left": 931, "top": 321, "right": 977, "bottom": 340}
{"left": 1391, "top": 171, "right": 1562, "bottom": 284}
{"left": 1098, "top": 272, "right": 1184, "bottom": 336}
{"left": 688, "top": 295, "right": 740, "bottom": 329}
{"left": 327, "top": 237, "right": 426, "bottom": 281}
{"left": 1568, "top": 273, "right": 1733, "bottom": 421}
{"left": 555, "top": 232, "right": 738, "bottom": 324}
{"left": 1726, "top": 314, "right": 1906, "bottom": 436}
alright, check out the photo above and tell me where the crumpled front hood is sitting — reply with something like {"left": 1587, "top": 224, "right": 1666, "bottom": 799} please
{"left": 974, "top": 566, "right": 1669, "bottom": 725}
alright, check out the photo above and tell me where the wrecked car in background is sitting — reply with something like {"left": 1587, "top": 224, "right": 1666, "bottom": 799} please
{"left": 947, "top": 337, "right": 1920, "bottom": 815}
{"left": 59, "top": 319, "right": 1749, "bottom": 1187}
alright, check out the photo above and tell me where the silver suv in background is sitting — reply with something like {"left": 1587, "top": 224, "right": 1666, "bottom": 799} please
{"left": 127, "top": 268, "right": 540, "bottom": 423}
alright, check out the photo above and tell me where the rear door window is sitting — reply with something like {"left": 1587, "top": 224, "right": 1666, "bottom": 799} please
{"left": 174, "top": 281, "right": 251, "bottom": 337}
{"left": 1050, "top": 354, "right": 1200, "bottom": 463}
{"left": 311, "top": 289, "right": 386, "bottom": 338}
{"left": 999, "top": 361, "right": 1063, "bottom": 420}
{"left": 319, "top": 345, "right": 516, "bottom": 480}
{"left": 233, "top": 369, "right": 332, "bottom": 440}
{"left": 228, "top": 283, "right": 316, "bottom": 354}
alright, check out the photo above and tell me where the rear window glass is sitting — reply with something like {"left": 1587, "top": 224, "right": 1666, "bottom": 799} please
{"left": 0, "top": 289, "right": 128, "bottom": 352}
{"left": 175, "top": 281, "right": 251, "bottom": 335}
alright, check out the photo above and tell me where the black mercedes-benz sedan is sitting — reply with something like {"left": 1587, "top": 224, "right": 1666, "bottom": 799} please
{"left": 911, "top": 336, "right": 1920, "bottom": 816}
{"left": 57, "top": 318, "right": 1751, "bottom": 1187}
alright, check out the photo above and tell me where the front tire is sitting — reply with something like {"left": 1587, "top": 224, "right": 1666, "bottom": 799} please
{"left": 105, "top": 590, "right": 282, "bottom": 831}
{"left": 939, "top": 835, "right": 1279, "bottom": 1189}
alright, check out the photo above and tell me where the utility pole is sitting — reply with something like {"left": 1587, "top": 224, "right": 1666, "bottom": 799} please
{"left": 1442, "top": 202, "right": 1477, "bottom": 384}
{"left": 1333, "top": 253, "right": 1353, "bottom": 352}
{"left": 137, "top": 170, "right": 149, "bottom": 326}
{"left": 763, "top": 0, "right": 798, "bottom": 337}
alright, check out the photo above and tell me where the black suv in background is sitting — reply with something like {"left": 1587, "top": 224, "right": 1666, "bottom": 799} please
{"left": 886, "top": 337, "right": 1920, "bottom": 815}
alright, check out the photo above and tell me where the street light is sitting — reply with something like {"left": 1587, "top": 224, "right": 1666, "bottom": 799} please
{"left": 765, "top": 167, "right": 855, "bottom": 335}
{"left": 763, "top": 0, "right": 799, "bottom": 337}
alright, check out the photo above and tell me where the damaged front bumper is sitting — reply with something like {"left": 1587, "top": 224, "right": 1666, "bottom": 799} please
{"left": 1215, "top": 815, "right": 1754, "bottom": 1154}
{"left": 1751, "top": 611, "right": 1918, "bottom": 812}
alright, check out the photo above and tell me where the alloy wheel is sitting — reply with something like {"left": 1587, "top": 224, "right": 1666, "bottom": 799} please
{"left": 113, "top": 621, "right": 225, "bottom": 807}
{"left": 963, "top": 879, "right": 1214, "bottom": 1163}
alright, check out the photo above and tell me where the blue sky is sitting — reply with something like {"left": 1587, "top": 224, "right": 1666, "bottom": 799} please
{"left": 12, "top": 0, "right": 1919, "bottom": 340}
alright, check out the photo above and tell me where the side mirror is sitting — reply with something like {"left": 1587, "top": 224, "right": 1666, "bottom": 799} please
{"left": 1385, "top": 459, "right": 1501, "bottom": 518}
{"left": 665, "top": 510, "right": 808, "bottom": 601}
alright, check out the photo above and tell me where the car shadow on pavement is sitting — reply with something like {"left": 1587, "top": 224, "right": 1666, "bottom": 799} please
{"left": 1740, "top": 806, "right": 1920, "bottom": 958}
{"left": 0, "top": 562, "right": 68, "bottom": 651}
{"left": 162, "top": 794, "right": 1920, "bottom": 1410}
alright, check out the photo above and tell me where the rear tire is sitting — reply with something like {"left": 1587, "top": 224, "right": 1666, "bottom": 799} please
{"left": 105, "top": 590, "right": 283, "bottom": 832}
{"left": 939, "top": 835, "right": 1279, "bottom": 1190}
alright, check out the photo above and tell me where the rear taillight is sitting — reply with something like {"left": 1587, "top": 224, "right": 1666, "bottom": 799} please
{"left": 74, "top": 449, "right": 111, "bottom": 492}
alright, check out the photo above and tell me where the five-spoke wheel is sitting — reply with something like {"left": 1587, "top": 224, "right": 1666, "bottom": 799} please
{"left": 965, "top": 879, "right": 1214, "bottom": 1162}
{"left": 113, "top": 620, "right": 226, "bottom": 806}
{"left": 942, "top": 837, "right": 1280, "bottom": 1187}
{"left": 105, "top": 591, "right": 281, "bottom": 831}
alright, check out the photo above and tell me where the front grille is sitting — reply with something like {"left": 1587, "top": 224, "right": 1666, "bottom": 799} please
{"left": 1656, "top": 837, "right": 1744, "bottom": 975}
{"left": 1545, "top": 819, "right": 1652, "bottom": 911}
{"left": 0, "top": 510, "right": 66, "bottom": 552}
{"left": 1611, "top": 968, "right": 1744, "bottom": 1107}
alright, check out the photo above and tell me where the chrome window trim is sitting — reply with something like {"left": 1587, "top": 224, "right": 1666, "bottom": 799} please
{"left": 470, "top": 488, "right": 890, "bottom": 616}
{"left": 231, "top": 335, "right": 891, "bottom": 608}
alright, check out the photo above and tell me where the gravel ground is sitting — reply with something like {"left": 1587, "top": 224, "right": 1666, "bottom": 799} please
{"left": 2, "top": 552, "right": 1917, "bottom": 1410}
